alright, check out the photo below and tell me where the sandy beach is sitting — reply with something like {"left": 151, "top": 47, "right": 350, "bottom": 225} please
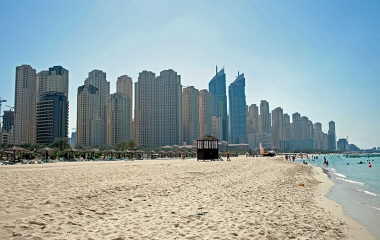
{"left": 0, "top": 157, "right": 374, "bottom": 240}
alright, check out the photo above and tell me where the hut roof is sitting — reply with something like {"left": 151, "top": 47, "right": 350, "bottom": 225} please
{"left": 5, "top": 146, "right": 31, "bottom": 152}
{"left": 198, "top": 136, "right": 218, "bottom": 141}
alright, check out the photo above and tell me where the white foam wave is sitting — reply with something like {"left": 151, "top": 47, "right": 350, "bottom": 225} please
{"left": 330, "top": 168, "right": 337, "bottom": 172}
{"left": 336, "top": 177, "right": 364, "bottom": 185}
{"left": 371, "top": 206, "right": 380, "bottom": 211}
{"left": 333, "top": 172, "right": 347, "bottom": 178}
{"left": 363, "top": 191, "right": 377, "bottom": 197}
{"left": 356, "top": 188, "right": 377, "bottom": 197}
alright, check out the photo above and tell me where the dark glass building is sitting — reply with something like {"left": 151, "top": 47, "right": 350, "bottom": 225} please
{"left": 36, "top": 92, "right": 68, "bottom": 144}
{"left": 328, "top": 121, "right": 337, "bottom": 151}
{"left": 209, "top": 66, "right": 228, "bottom": 141}
{"left": 228, "top": 73, "right": 247, "bottom": 144}
{"left": 2, "top": 110, "right": 15, "bottom": 132}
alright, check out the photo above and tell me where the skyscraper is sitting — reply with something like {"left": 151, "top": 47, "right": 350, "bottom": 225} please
{"left": 106, "top": 93, "right": 130, "bottom": 145}
{"left": 328, "top": 121, "right": 337, "bottom": 151}
{"left": 282, "top": 113, "right": 291, "bottom": 151}
{"left": 84, "top": 70, "right": 110, "bottom": 145}
{"left": 135, "top": 71, "right": 157, "bottom": 147}
{"left": 247, "top": 104, "right": 259, "bottom": 150}
{"left": 198, "top": 89, "right": 212, "bottom": 138}
{"left": 77, "top": 84, "right": 101, "bottom": 146}
{"left": 117, "top": 75, "right": 133, "bottom": 136}
{"left": 337, "top": 138, "right": 348, "bottom": 152}
{"left": 259, "top": 100, "right": 271, "bottom": 134}
{"left": 271, "top": 107, "right": 284, "bottom": 151}
{"left": 135, "top": 69, "right": 182, "bottom": 147}
{"left": 37, "top": 66, "right": 69, "bottom": 99}
{"left": 182, "top": 86, "right": 199, "bottom": 145}
{"left": 14, "top": 64, "right": 37, "bottom": 145}
{"left": 156, "top": 70, "right": 182, "bottom": 146}
{"left": 313, "top": 122, "right": 323, "bottom": 150}
{"left": 209, "top": 66, "right": 228, "bottom": 141}
{"left": 258, "top": 100, "right": 272, "bottom": 149}
{"left": 228, "top": 73, "right": 247, "bottom": 144}
{"left": 36, "top": 92, "right": 68, "bottom": 144}
{"left": 2, "top": 110, "right": 15, "bottom": 133}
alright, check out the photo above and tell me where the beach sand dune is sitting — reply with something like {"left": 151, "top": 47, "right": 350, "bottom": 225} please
{"left": 0, "top": 157, "right": 372, "bottom": 239}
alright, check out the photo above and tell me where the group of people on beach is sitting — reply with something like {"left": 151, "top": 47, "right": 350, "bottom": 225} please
{"left": 284, "top": 155, "right": 297, "bottom": 162}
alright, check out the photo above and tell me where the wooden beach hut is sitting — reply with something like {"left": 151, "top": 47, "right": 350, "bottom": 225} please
{"left": 196, "top": 136, "right": 219, "bottom": 161}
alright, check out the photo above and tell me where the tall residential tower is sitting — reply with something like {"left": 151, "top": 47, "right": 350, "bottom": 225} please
{"left": 14, "top": 65, "right": 37, "bottom": 145}
{"left": 182, "top": 86, "right": 199, "bottom": 145}
{"left": 228, "top": 73, "right": 247, "bottom": 144}
{"left": 209, "top": 66, "right": 228, "bottom": 141}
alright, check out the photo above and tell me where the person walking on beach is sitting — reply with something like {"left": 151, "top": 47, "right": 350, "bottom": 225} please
{"left": 226, "top": 152, "right": 231, "bottom": 161}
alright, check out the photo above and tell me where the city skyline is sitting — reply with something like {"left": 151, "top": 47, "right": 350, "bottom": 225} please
{"left": 1, "top": 0, "right": 379, "bottom": 148}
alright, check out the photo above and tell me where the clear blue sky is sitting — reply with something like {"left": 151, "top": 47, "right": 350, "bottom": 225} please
{"left": 0, "top": 0, "right": 379, "bottom": 148}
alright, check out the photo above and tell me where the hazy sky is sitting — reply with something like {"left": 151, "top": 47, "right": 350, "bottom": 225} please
{"left": 0, "top": 0, "right": 379, "bottom": 148}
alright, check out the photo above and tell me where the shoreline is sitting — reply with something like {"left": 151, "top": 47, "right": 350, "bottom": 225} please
{"left": 311, "top": 165, "right": 375, "bottom": 240}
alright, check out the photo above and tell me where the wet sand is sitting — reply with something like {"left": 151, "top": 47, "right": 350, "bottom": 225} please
{"left": 0, "top": 157, "right": 374, "bottom": 239}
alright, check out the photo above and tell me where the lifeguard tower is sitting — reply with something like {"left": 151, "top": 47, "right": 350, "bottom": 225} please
{"left": 196, "top": 136, "right": 219, "bottom": 161}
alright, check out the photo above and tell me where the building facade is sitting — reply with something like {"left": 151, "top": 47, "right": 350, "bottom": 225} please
{"left": 247, "top": 104, "right": 259, "bottom": 150}
{"left": 84, "top": 70, "right": 110, "bottom": 145}
{"left": 14, "top": 65, "right": 37, "bottom": 145}
{"left": 257, "top": 100, "right": 272, "bottom": 149}
{"left": 135, "top": 70, "right": 182, "bottom": 147}
{"left": 116, "top": 75, "right": 133, "bottom": 136}
{"left": 337, "top": 138, "right": 348, "bottom": 152}
{"left": 198, "top": 89, "right": 212, "bottom": 138}
{"left": 135, "top": 71, "right": 157, "bottom": 147}
{"left": 2, "top": 110, "right": 15, "bottom": 133}
{"left": 36, "top": 92, "right": 68, "bottom": 144}
{"left": 228, "top": 73, "right": 247, "bottom": 144}
{"left": 271, "top": 107, "right": 284, "bottom": 151}
{"left": 37, "top": 66, "right": 69, "bottom": 99}
{"left": 182, "top": 86, "right": 199, "bottom": 145}
{"left": 328, "top": 121, "right": 337, "bottom": 151}
{"left": 106, "top": 93, "right": 130, "bottom": 145}
{"left": 77, "top": 84, "right": 102, "bottom": 146}
{"left": 209, "top": 66, "right": 228, "bottom": 141}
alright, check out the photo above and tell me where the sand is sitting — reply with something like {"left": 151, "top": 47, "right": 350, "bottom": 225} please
{"left": 0, "top": 157, "right": 374, "bottom": 240}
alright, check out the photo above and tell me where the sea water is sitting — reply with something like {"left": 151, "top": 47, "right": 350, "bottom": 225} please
{"left": 302, "top": 155, "right": 380, "bottom": 239}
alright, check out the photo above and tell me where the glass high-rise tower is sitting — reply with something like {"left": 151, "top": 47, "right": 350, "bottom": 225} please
{"left": 209, "top": 66, "right": 228, "bottom": 141}
{"left": 228, "top": 73, "right": 247, "bottom": 144}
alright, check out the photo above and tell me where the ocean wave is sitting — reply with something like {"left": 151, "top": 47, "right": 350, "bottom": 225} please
{"left": 336, "top": 177, "right": 364, "bottom": 185}
{"left": 363, "top": 190, "right": 377, "bottom": 197}
{"left": 333, "top": 172, "right": 347, "bottom": 178}
{"left": 356, "top": 188, "right": 377, "bottom": 197}
{"left": 371, "top": 206, "right": 380, "bottom": 211}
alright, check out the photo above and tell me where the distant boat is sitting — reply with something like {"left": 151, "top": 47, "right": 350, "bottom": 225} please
{"left": 259, "top": 143, "right": 276, "bottom": 157}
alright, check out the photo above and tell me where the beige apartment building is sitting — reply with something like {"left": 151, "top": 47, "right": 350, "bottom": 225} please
{"left": 182, "top": 86, "right": 199, "bottom": 145}
{"left": 106, "top": 93, "right": 130, "bottom": 145}
{"left": 198, "top": 89, "right": 212, "bottom": 138}
{"left": 84, "top": 70, "right": 110, "bottom": 145}
{"left": 14, "top": 65, "right": 37, "bottom": 145}
{"left": 116, "top": 75, "right": 133, "bottom": 137}
{"left": 37, "top": 66, "right": 69, "bottom": 99}
{"left": 77, "top": 70, "right": 109, "bottom": 147}
{"left": 76, "top": 84, "right": 101, "bottom": 146}
{"left": 135, "top": 69, "right": 182, "bottom": 148}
